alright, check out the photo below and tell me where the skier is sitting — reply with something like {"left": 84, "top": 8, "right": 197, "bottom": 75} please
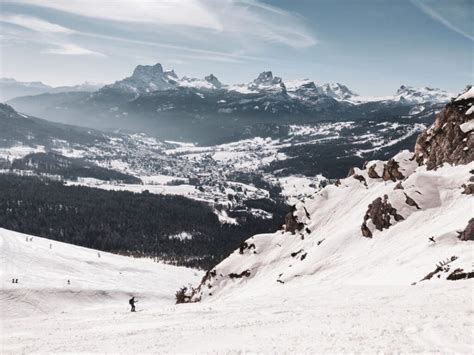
{"left": 67, "top": 280, "right": 70, "bottom": 285}
{"left": 129, "top": 296, "right": 138, "bottom": 312}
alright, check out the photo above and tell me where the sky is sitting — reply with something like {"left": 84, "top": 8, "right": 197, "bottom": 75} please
{"left": 0, "top": 0, "right": 472, "bottom": 95}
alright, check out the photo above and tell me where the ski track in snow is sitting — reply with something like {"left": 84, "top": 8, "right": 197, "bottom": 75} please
{"left": 1, "top": 228, "right": 473, "bottom": 353}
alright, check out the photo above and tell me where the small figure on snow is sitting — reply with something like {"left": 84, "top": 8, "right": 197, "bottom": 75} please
{"left": 15, "top": 279, "right": 18, "bottom": 284}
{"left": 129, "top": 296, "right": 138, "bottom": 312}
{"left": 428, "top": 236, "right": 436, "bottom": 244}
{"left": 11, "top": 278, "right": 14, "bottom": 284}
{"left": 67, "top": 280, "right": 70, "bottom": 285}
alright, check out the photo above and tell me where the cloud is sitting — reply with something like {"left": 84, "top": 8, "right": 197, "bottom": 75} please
{"left": 45, "top": 44, "right": 106, "bottom": 57}
{"left": 12, "top": 0, "right": 317, "bottom": 48}
{"left": 0, "top": 14, "right": 73, "bottom": 33}
{"left": 13, "top": 0, "right": 222, "bottom": 30}
{"left": 411, "top": 0, "right": 473, "bottom": 41}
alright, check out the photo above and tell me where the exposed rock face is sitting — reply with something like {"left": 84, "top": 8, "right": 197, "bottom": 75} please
{"left": 347, "top": 167, "right": 355, "bottom": 177}
{"left": 404, "top": 193, "right": 421, "bottom": 209}
{"left": 393, "top": 182, "right": 404, "bottom": 190}
{"left": 361, "top": 195, "right": 404, "bottom": 238}
{"left": 414, "top": 90, "right": 474, "bottom": 169}
{"left": 205, "top": 74, "right": 222, "bottom": 88}
{"left": 367, "top": 165, "right": 380, "bottom": 179}
{"left": 285, "top": 211, "right": 304, "bottom": 234}
{"left": 458, "top": 218, "right": 474, "bottom": 241}
{"left": 353, "top": 174, "right": 367, "bottom": 186}
{"left": 382, "top": 159, "right": 404, "bottom": 181}
{"left": 462, "top": 184, "right": 474, "bottom": 195}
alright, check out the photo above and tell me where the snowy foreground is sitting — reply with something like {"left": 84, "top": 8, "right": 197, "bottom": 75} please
{"left": 1, "top": 228, "right": 473, "bottom": 353}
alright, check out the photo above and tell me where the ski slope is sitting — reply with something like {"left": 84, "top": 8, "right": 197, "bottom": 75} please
{"left": 1, "top": 226, "right": 473, "bottom": 353}
{"left": 0, "top": 228, "right": 202, "bottom": 333}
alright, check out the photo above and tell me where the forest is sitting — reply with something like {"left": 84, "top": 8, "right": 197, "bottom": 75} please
{"left": 0, "top": 174, "right": 288, "bottom": 269}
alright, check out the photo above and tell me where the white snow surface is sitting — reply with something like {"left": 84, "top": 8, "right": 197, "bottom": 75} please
{"left": 1, "top": 223, "right": 473, "bottom": 353}
{"left": 460, "top": 119, "right": 474, "bottom": 133}
{"left": 197, "top": 160, "right": 473, "bottom": 299}
{"left": 186, "top": 156, "right": 474, "bottom": 352}
{"left": 455, "top": 86, "right": 474, "bottom": 101}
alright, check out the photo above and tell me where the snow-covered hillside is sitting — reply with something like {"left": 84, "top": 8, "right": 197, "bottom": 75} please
{"left": 188, "top": 89, "right": 474, "bottom": 309}
{"left": 0, "top": 228, "right": 202, "bottom": 319}
{"left": 1, "top": 228, "right": 472, "bottom": 353}
{"left": 191, "top": 157, "right": 472, "bottom": 299}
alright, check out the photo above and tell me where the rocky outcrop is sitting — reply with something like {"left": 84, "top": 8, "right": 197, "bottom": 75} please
{"left": 285, "top": 212, "right": 304, "bottom": 234}
{"left": 347, "top": 167, "right": 355, "bottom": 177}
{"left": 353, "top": 174, "right": 367, "bottom": 186}
{"left": 404, "top": 193, "right": 421, "bottom": 209}
{"left": 415, "top": 88, "right": 474, "bottom": 169}
{"left": 458, "top": 218, "right": 474, "bottom": 241}
{"left": 361, "top": 195, "right": 404, "bottom": 238}
{"left": 382, "top": 159, "right": 404, "bottom": 181}
{"left": 367, "top": 164, "right": 380, "bottom": 179}
{"left": 462, "top": 184, "right": 474, "bottom": 195}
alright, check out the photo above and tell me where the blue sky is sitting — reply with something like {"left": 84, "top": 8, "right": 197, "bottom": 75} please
{"left": 0, "top": 0, "right": 472, "bottom": 95}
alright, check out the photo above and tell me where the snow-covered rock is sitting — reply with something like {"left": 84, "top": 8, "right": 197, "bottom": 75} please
{"left": 415, "top": 91, "right": 473, "bottom": 168}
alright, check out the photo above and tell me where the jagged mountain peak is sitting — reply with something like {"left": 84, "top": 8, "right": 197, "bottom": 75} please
{"left": 131, "top": 63, "right": 164, "bottom": 77}
{"left": 248, "top": 71, "right": 285, "bottom": 92}
{"left": 205, "top": 74, "right": 222, "bottom": 88}
{"left": 253, "top": 71, "right": 282, "bottom": 85}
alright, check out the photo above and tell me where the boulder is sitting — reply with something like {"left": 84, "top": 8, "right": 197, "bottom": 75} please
{"left": 361, "top": 195, "right": 404, "bottom": 237}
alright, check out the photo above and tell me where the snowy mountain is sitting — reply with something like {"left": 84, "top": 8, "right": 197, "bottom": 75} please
{"left": 6, "top": 63, "right": 460, "bottom": 144}
{"left": 99, "top": 63, "right": 223, "bottom": 97}
{"left": 187, "top": 88, "right": 473, "bottom": 302}
{"left": 1, "top": 89, "right": 472, "bottom": 354}
{"left": 0, "top": 77, "right": 103, "bottom": 101}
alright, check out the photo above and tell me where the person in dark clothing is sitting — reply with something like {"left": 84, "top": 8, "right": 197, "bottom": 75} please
{"left": 129, "top": 297, "right": 137, "bottom": 312}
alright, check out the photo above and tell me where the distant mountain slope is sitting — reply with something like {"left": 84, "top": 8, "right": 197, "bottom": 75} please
{"left": 0, "top": 78, "right": 103, "bottom": 101}
{"left": 188, "top": 87, "right": 473, "bottom": 302}
{"left": 0, "top": 103, "right": 107, "bottom": 147}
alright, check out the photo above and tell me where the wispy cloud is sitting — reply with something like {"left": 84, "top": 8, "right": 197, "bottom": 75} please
{"left": 0, "top": 14, "right": 73, "bottom": 33}
{"left": 45, "top": 43, "right": 106, "bottom": 57}
{"left": 12, "top": 0, "right": 317, "bottom": 49}
{"left": 13, "top": 0, "right": 222, "bottom": 30}
{"left": 411, "top": 0, "right": 473, "bottom": 41}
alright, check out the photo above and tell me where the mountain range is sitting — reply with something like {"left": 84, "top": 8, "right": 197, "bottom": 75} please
{"left": 0, "top": 78, "right": 103, "bottom": 102}
{"left": 5, "top": 63, "right": 456, "bottom": 143}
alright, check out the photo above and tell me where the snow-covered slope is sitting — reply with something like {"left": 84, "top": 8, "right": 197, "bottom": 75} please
{"left": 0, "top": 228, "right": 201, "bottom": 319}
{"left": 190, "top": 90, "right": 474, "bottom": 302}
{"left": 2, "top": 229, "right": 472, "bottom": 353}
{"left": 191, "top": 156, "right": 473, "bottom": 301}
